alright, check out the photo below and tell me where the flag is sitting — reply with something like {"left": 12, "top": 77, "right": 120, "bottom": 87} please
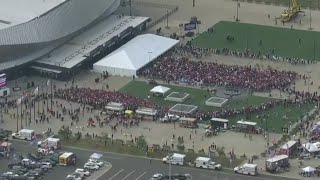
{"left": 0, "top": 73, "right": 6, "bottom": 88}
{"left": 46, "top": 79, "right": 50, "bottom": 86}
{"left": 33, "top": 87, "right": 39, "bottom": 96}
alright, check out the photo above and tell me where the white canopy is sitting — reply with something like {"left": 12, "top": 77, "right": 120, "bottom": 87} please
{"left": 302, "top": 166, "right": 316, "bottom": 172}
{"left": 93, "top": 34, "right": 179, "bottom": 77}
{"left": 150, "top": 85, "right": 170, "bottom": 95}
{"left": 90, "top": 153, "right": 103, "bottom": 159}
{"left": 303, "top": 142, "right": 320, "bottom": 153}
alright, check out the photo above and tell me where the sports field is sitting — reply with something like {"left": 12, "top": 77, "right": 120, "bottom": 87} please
{"left": 119, "top": 81, "right": 315, "bottom": 133}
{"left": 191, "top": 21, "right": 320, "bottom": 61}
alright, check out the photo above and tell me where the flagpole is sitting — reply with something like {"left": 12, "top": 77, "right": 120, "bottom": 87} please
{"left": 29, "top": 98, "right": 31, "bottom": 127}
{"left": 20, "top": 99, "right": 23, "bottom": 129}
{"left": 16, "top": 104, "right": 18, "bottom": 132}
{"left": 46, "top": 80, "right": 48, "bottom": 113}
{"left": 33, "top": 99, "right": 36, "bottom": 121}
{"left": 50, "top": 79, "right": 53, "bottom": 111}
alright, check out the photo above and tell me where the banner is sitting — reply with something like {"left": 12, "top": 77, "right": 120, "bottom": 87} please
{"left": 0, "top": 73, "right": 6, "bottom": 88}
{"left": 184, "top": 23, "right": 197, "bottom": 31}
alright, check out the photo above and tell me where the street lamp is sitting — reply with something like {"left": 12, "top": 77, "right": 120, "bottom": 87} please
{"left": 236, "top": 0, "right": 240, "bottom": 22}
{"left": 308, "top": 1, "right": 312, "bottom": 30}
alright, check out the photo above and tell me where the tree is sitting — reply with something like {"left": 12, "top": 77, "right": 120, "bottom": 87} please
{"left": 58, "top": 126, "right": 72, "bottom": 140}
{"left": 177, "top": 143, "right": 185, "bottom": 152}
{"left": 136, "top": 135, "right": 147, "bottom": 149}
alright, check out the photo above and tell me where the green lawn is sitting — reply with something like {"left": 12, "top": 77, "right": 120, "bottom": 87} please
{"left": 191, "top": 21, "right": 320, "bottom": 61}
{"left": 119, "top": 81, "right": 315, "bottom": 133}
{"left": 228, "top": 102, "right": 315, "bottom": 133}
{"left": 119, "top": 81, "right": 272, "bottom": 112}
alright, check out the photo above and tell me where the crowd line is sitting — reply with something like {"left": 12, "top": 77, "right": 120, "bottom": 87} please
{"left": 139, "top": 57, "right": 298, "bottom": 91}
{"left": 174, "top": 41, "right": 315, "bottom": 65}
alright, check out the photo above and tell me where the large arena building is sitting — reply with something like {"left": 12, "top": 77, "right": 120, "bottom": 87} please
{"left": 0, "top": 0, "right": 122, "bottom": 73}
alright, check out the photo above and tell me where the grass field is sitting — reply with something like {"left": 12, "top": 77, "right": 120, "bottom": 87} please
{"left": 191, "top": 21, "right": 320, "bottom": 61}
{"left": 120, "top": 81, "right": 315, "bottom": 133}
{"left": 119, "top": 81, "right": 271, "bottom": 112}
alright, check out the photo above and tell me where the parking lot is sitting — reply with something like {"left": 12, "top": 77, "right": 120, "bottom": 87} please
{"left": 0, "top": 140, "right": 111, "bottom": 180}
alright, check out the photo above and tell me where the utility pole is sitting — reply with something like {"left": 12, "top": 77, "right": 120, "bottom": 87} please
{"left": 309, "top": 1, "right": 312, "bottom": 30}
{"left": 193, "top": 0, "right": 195, "bottom": 7}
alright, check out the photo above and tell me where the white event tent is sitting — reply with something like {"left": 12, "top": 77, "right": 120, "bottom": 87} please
{"left": 93, "top": 34, "right": 179, "bottom": 77}
{"left": 150, "top": 85, "right": 170, "bottom": 96}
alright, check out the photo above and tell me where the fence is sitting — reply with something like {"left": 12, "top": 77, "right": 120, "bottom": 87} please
{"left": 131, "top": 1, "right": 179, "bottom": 29}
{"left": 232, "top": 0, "right": 320, "bottom": 10}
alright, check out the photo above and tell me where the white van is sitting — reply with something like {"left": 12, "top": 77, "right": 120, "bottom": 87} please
{"left": 194, "top": 157, "right": 221, "bottom": 170}
{"left": 162, "top": 153, "right": 185, "bottom": 165}
{"left": 12, "top": 129, "right": 35, "bottom": 141}
{"left": 234, "top": 163, "right": 258, "bottom": 176}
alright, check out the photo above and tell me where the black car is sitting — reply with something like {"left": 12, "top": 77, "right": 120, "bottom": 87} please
{"left": 8, "top": 162, "right": 22, "bottom": 169}
{"left": 28, "top": 153, "right": 42, "bottom": 161}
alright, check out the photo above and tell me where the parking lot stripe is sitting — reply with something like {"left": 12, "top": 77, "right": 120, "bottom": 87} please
{"left": 108, "top": 169, "right": 124, "bottom": 180}
{"left": 135, "top": 171, "right": 147, "bottom": 180}
{"left": 121, "top": 170, "right": 136, "bottom": 180}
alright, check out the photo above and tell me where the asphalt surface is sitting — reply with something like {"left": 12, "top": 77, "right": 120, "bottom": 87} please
{"left": 6, "top": 140, "right": 297, "bottom": 180}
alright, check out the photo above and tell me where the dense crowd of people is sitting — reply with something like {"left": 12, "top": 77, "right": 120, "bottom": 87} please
{"left": 54, "top": 87, "right": 158, "bottom": 110}
{"left": 140, "top": 57, "right": 298, "bottom": 91}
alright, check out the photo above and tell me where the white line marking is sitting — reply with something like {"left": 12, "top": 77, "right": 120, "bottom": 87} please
{"left": 135, "top": 171, "right": 147, "bottom": 180}
{"left": 121, "top": 170, "right": 135, "bottom": 180}
{"left": 109, "top": 169, "right": 124, "bottom": 180}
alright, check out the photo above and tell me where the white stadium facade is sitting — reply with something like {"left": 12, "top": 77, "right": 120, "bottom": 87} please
{"left": 0, "top": 0, "right": 150, "bottom": 79}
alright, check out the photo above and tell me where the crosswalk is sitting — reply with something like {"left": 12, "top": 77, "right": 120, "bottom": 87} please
{"left": 107, "top": 169, "right": 150, "bottom": 180}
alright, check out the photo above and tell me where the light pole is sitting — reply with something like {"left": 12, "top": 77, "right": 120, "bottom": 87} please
{"left": 168, "top": 154, "right": 172, "bottom": 180}
{"left": 129, "top": 0, "right": 132, "bottom": 16}
{"left": 236, "top": 0, "right": 240, "bottom": 22}
{"left": 308, "top": 1, "right": 312, "bottom": 30}
{"left": 166, "top": 9, "right": 169, "bottom": 29}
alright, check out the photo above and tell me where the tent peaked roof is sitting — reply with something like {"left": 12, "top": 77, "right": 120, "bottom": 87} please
{"left": 95, "top": 50, "right": 136, "bottom": 70}
{"left": 94, "top": 34, "right": 179, "bottom": 72}
{"left": 150, "top": 85, "right": 170, "bottom": 94}
{"left": 302, "top": 166, "right": 316, "bottom": 172}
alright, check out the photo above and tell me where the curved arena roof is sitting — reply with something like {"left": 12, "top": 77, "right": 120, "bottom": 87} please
{"left": 0, "top": 0, "right": 120, "bottom": 45}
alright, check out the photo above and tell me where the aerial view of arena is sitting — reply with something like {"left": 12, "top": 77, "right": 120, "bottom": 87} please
{"left": 0, "top": 0, "right": 320, "bottom": 179}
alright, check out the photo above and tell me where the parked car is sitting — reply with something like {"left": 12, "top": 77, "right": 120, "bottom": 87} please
{"left": 28, "top": 153, "right": 42, "bottom": 161}
{"left": 84, "top": 162, "right": 99, "bottom": 171}
{"left": 41, "top": 162, "right": 52, "bottom": 169}
{"left": 87, "top": 159, "right": 104, "bottom": 167}
{"left": 75, "top": 169, "right": 90, "bottom": 177}
{"left": 65, "top": 175, "right": 81, "bottom": 180}
{"left": 299, "top": 152, "right": 311, "bottom": 160}
{"left": 12, "top": 166, "right": 28, "bottom": 173}
{"left": 150, "top": 173, "right": 163, "bottom": 180}
{"left": 21, "top": 159, "right": 34, "bottom": 166}
{"left": 8, "top": 162, "right": 22, "bottom": 169}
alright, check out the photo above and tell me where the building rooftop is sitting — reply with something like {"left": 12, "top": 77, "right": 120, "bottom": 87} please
{"left": 36, "top": 15, "right": 150, "bottom": 69}
{"left": 0, "top": 0, "right": 66, "bottom": 30}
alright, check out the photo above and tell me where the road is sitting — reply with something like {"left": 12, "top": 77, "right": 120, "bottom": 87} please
{"left": 9, "top": 140, "right": 296, "bottom": 180}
